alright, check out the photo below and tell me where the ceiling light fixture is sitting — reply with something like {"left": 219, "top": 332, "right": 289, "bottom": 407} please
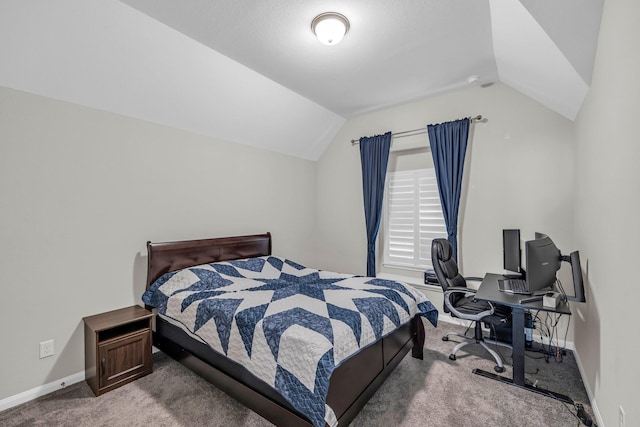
{"left": 311, "top": 12, "right": 350, "bottom": 46}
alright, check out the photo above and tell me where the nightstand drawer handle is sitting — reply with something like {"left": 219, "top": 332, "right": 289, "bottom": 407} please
{"left": 101, "top": 357, "right": 106, "bottom": 371}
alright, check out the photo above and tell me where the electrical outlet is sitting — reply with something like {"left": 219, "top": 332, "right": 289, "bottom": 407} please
{"left": 619, "top": 405, "right": 625, "bottom": 427}
{"left": 39, "top": 339, "right": 54, "bottom": 359}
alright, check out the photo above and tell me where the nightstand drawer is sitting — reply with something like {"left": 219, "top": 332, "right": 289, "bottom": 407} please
{"left": 98, "top": 329, "right": 152, "bottom": 389}
{"left": 84, "top": 305, "right": 154, "bottom": 396}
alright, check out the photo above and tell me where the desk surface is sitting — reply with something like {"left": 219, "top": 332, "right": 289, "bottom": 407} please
{"left": 476, "top": 273, "right": 571, "bottom": 315}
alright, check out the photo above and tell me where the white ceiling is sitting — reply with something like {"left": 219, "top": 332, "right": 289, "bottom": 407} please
{"left": 121, "top": 0, "right": 498, "bottom": 118}
{"left": 0, "top": 0, "right": 602, "bottom": 160}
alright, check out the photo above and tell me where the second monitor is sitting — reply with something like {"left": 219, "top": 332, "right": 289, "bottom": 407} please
{"left": 501, "top": 229, "right": 586, "bottom": 301}
{"left": 526, "top": 233, "right": 562, "bottom": 294}
{"left": 499, "top": 232, "right": 560, "bottom": 296}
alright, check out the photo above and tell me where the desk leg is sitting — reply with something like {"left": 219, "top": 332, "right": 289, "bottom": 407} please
{"left": 473, "top": 306, "right": 573, "bottom": 403}
{"left": 511, "top": 307, "right": 525, "bottom": 386}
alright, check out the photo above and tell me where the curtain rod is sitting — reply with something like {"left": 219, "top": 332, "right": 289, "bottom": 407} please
{"left": 350, "top": 115, "right": 484, "bottom": 145}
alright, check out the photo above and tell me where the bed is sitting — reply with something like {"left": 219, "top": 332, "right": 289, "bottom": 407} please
{"left": 143, "top": 232, "right": 438, "bottom": 426}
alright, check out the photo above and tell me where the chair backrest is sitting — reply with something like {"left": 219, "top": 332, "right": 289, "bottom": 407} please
{"left": 431, "top": 239, "right": 467, "bottom": 310}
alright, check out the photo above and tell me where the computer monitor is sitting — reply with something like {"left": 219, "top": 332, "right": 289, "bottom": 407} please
{"left": 525, "top": 233, "right": 562, "bottom": 294}
{"left": 503, "top": 229, "right": 522, "bottom": 274}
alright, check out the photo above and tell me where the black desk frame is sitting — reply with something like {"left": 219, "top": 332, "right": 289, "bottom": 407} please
{"left": 474, "top": 273, "right": 573, "bottom": 403}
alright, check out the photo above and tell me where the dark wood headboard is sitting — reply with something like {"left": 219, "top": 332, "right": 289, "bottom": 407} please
{"left": 146, "top": 232, "right": 272, "bottom": 288}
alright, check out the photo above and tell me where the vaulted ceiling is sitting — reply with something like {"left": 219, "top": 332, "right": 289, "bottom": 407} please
{"left": 0, "top": 0, "right": 603, "bottom": 160}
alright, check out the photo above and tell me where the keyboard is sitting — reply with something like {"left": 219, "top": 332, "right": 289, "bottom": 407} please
{"left": 499, "top": 278, "right": 529, "bottom": 294}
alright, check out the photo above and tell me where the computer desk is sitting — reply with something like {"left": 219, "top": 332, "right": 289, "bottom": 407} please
{"left": 474, "top": 273, "right": 572, "bottom": 403}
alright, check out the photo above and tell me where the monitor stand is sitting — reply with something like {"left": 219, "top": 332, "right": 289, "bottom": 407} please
{"left": 528, "top": 284, "right": 554, "bottom": 296}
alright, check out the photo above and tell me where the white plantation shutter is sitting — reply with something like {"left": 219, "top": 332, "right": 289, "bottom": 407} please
{"left": 383, "top": 169, "right": 447, "bottom": 269}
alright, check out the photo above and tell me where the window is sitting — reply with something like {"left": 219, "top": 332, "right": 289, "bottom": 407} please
{"left": 382, "top": 169, "right": 447, "bottom": 270}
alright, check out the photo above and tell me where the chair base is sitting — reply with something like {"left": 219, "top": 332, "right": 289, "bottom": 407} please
{"left": 443, "top": 323, "right": 512, "bottom": 373}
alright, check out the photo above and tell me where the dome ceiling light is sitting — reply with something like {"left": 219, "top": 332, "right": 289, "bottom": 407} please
{"left": 311, "top": 12, "right": 350, "bottom": 46}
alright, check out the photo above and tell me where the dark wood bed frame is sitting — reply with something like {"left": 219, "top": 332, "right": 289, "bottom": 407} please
{"left": 145, "top": 232, "right": 426, "bottom": 426}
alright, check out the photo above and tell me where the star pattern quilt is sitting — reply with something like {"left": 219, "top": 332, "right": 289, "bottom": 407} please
{"left": 142, "top": 256, "right": 438, "bottom": 427}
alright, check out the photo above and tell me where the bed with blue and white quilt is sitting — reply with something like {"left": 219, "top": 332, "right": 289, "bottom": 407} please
{"left": 143, "top": 234, "right": 438, "bottom": 427}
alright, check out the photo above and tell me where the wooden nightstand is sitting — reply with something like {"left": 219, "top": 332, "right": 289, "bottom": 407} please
{"left": 83, "top": 305, "right": 153, "bottom": 396}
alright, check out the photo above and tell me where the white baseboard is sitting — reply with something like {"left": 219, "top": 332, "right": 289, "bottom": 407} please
{"left": 572, "top": 348, "right": 604, "bottom": 426}
{"left": 1, "top": 334, "right": 601, "bottom": 425}
{"left": 0, "top": 371, "right": 85, "bottom": 412}
{"left": 0, "top": 346, "right": 161, "bottom": 412}
{"left": 436, "top": 313, "right": 470, "bottom": 327}
{"left": 438, "top": 312, "right": 578, "bottom": 349}
{"left": 439, "top": 314, "right": 603, "bottom": 425}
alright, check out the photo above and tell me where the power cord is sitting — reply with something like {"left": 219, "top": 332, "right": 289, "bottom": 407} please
{"left": 486, "top": 307, "right": 593, "bottom": 426}
{"left": 464, "top": 323, "right": 473, "bottom": 336}
{"left": 533, "top": 311, "right": 570, "bottom": 363}
{"left": 556, "top": 396, "right": 596, "bottom": 426}
{"left": 556, "top": 277, "right": 569, "bottom": 304}
{"left": 574, "top": 403, "right": 596, "bottom": 426}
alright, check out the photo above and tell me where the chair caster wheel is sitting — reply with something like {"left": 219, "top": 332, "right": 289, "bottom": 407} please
{"left": 494, "top": 366, "right": 505, "bottom": 373}
{"left": 449, "top": 354, "right": 456, "bottom": 361}
{"left": 442, "top": 336, "right": 449, "bottom": 341}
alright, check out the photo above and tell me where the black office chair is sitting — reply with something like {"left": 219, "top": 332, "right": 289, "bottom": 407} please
{"left": 431, "top": 238, "right": 511, "bottom": 373}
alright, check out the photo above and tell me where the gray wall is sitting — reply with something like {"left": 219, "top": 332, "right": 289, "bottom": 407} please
{"left": 0, "top": 86, "right": 318, "bottom": 401}
{"left": 316, "top": 83, "right": 576, "bottom": 334}
{"left": 573, "top": 0, "right": 640, "bottom": 425}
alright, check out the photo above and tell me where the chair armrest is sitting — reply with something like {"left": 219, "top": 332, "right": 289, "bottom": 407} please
{"left": 444, "top": 286, "right": 476, "bottom": 294}
{"left": 444, "top": 287, "right": 494, "bottom": 320}
{"left": 463, "top": 276, "right": 484, "bottom": 291}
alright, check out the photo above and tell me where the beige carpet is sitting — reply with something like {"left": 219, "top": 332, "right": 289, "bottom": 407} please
{"left": 0, "top": 321, "right": 595, "bottom": 426}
